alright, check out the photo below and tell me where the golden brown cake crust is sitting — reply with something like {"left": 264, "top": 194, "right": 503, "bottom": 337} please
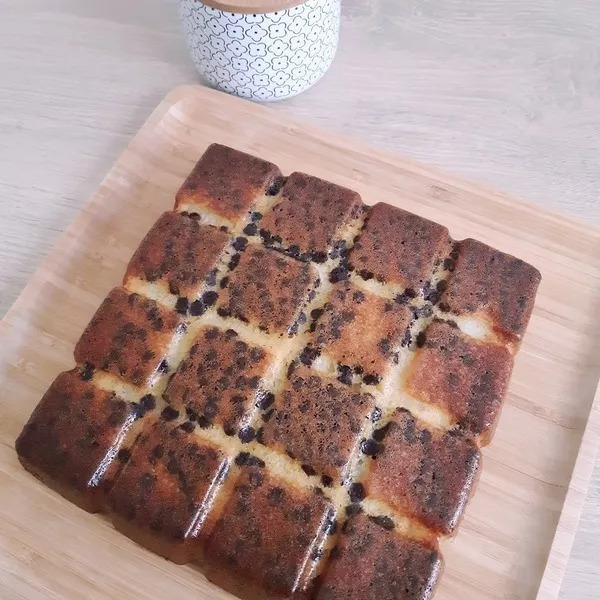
{"left": 314, "top": 514, "right": 442, "bottom": 600}
{"left": 313, "top": 282, "right": 413, "bottom": 380}
{"left": 262, "top": 366, "right": 375, "bottom": 480}
{"left": 124, "top": 212, "right": 230, "bottom": 298}
{"left": 259, "top": 172, "right": 364, "bottom": 256}
{"left": 349, "top": 202, "right": 450, "bottom": 291}
{"left": 175, "top": 143, "right": 282, "bottom": 223}
{"left": 15, "top": 369, "right": 138, "bottom": 511}
{"left": 440, "top": 238, "right": 541, "bottom": 341}
{"left": 17, "top": 144, "right": 542, "bottom": 600}
{"left": 217, "top": 245, "right": 317, "bottom": 335}
{"left": 205, "top": 462, "right": 333, "bottom": 598}
{"left": 364, "top": 409, "right": 480, "bottom": 535}
{"left": 405, "top": 319, "right": 514, "bottom": 444}
{"left": 163, "top": 326, "right": 271, "bottom": 434}
{"left": 74, "top": 287, "right": 182, "bottom": 387}
{"left": 108, "top": 418, "right": 229, "bottom": 563}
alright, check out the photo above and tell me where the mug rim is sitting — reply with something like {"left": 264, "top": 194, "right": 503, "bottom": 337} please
{"left": 195, "top": 0, "right": 307, "bottom": 15}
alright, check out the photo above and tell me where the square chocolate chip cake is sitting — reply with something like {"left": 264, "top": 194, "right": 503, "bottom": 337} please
{"left": 16, "top": 143, "right": 541, "bottom": 600}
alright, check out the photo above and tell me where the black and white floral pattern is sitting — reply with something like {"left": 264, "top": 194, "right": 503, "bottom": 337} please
{"left": 178, "top": 0, "right": 341, "bottom": 101}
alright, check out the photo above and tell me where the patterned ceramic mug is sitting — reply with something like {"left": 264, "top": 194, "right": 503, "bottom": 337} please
{"left": 178, "top": 0, "right": 341, "bottom": 101}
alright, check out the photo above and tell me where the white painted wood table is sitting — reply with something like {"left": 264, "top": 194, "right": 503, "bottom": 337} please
{"left": 0, "top": 0, "right": 598, "bottom": 598}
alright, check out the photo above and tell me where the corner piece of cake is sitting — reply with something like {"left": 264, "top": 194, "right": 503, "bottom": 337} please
{"left": 16, "top": 143, "right": 541, "bottom": 600}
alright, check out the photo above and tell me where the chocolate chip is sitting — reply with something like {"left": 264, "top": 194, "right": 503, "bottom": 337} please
{"left": 256, "top": 391, "right": 275, "bottom": 410}
{"left": 266, "top": 177, "right": 283, "bottom": 196}
{"left": 175, "top": 297, "right": 189, "bottom": 315}
{"left": 168, "top": 281, "right": 180, "bottom": 296}
{"left": 369, "top": 515, "right": 395, "bottom": 530}
{"left": 238, "top": 426, "right": 256, "bottom": 444}
{"left": 243, "top": 223, "right": 258, "bottom": 236}
{"left": 329, "top": 266, "right": 349, "bottom": 283}
{"left": 311, "top": 251, "right": 327, "bottom": 264}
{"left": 349, "top": 483, "right": 366, "bottom": 503}
{"left": 80, "top": 362, "right": 94, "bottom": 381}
{"left": 161, "top": 406, "right": 179, "bottom": 421}
{"left": 287, "top": 244, "right": 301, "bottom": 258}
{"left": 152, "top": 444, "right": 164, "bottom": 460}
{"left": 443, "top": 257, "right": 455, "bottom": 271}
{"left": 371, "top": 407, "right": 382, "bottom": 422}
{"left": 251, "top": 211, "right": 262, "bottom": 222}
{"left": 363, "top": 373, "right": 381, "bottom": 386}
{"left": 202, "top": 291, "right": 218, "bottom": 308}
{"left": 360, "top": 438, "right": 382, "bottom": 458}
{"left": 259, "top": 228, "right": 273, "bottom": 244}
{"left": 302, "top": 464, "right": 317, "bottom": 477}
{"left": 219, "top": 225, "right": 228, "bottom": 232}
{"left": 228, "top": 254, "right": 241, "bottom": 270}
{"left": 358, "top": 269, "right": 374, "bottom": 281}
{"left": 190, "top": 300, "right": 206, "bottom": 316}
{"left": 425, "top": 291, "right": 440, "bottom": 305}
{"left": 324, "top": 517, "right": 338, "bottom": 535}
{"left": 117, "top": 448, "right": 131, "bottom": 463}
{"left": 139, "top": 394, "right": 156, "bottom": 411}
{"left": 337, "top": 364, "right": 353, "bottom": 385}
{"left": 183, "top": 409, "right": 197, "bottom": 422}
{"left": 157, "top": 360, "right": 169, "bottom": 374}
{"left": 197, "top": 415, "right": 211, "bottom": 429}
{"left": 404, "top": 288, "right": 417, "bottom": 298}
{"left": 321, "top": 475, "right": 333, "bottom": 487}
{"left": 372, "top": 423, "right": 391, "bottom": 442}
{"left": 233, "top": 237, "right": 248, "bottom": 251}
{"left": 299, "top": 345, "right": 320, "bottom": 366}
{"left": 180, "top": 421, "right": 195, "bottom": 433}
{"left": 436, "top": 280, "right": 448, "bottom": 293}
{"left": 416, "top": 331, "right": 427, "bottom": 348}
{"left": 217, "top": 307, "right": 230, "bottom": 318}
{"left": 345, "top": 503, "right": 363, "bottom": 517}
{"left": 310, "top": 548, "right": 323, "bottom": 561}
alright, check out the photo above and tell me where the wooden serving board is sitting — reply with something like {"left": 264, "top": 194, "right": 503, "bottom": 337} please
{"left": 0, "top": 85, "right": 599, "bottom": 600}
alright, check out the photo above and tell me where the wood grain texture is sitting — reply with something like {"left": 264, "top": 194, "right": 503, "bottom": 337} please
{"left": 200, "top": 0, "right": 305, "bottom": 14}
{"left": 1, "top": 84, "right": 599, "bottom": 600}
{"left": 0, "top": 1, "right": 599, "bottom": 598}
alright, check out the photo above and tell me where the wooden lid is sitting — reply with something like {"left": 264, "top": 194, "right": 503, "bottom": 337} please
{"left": 200, "top": 0, "right": 306, "bottom": 14}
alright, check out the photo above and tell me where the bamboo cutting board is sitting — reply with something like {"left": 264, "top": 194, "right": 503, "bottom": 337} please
{"left": 0, "top": 85, "right": 599, "bottom": 600}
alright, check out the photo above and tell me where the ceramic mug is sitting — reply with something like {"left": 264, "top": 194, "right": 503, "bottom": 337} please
{"left": 178, "top": 0, "right": 341, "bottom": 101}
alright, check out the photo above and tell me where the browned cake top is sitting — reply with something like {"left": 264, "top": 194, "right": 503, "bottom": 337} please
{"left": 124, "top": 212, "right": 230, "bottom": 299}
{"left": 217, "top": 244, "right": 317, "bottom": 335}
{"left": 364, "top": 409, "right": 480, "bottom": 535}
{"left": 18, "top": 144, "right": 541, "bottom": 600}
{"left": 312, "top": 282, "right": 413, "bottom": 382}
{"left": 15, "top": 370, "right": 138, "bottom": 509}
{"left": 315, "top": 514, "right": 442, "bottom": 600}
{"left": 349, "top": 203, "right": 450, "bottom": 292}
{"left": 163, "top": 326, "right": 272, "bottom": 435}
{"left": 405, "top": 320, "right": 513, "bottom": 443}
{"left": 109, "top": 418, "right": 229, "bottom": 549}
{"left": 175, "top": 143, "right": 282, "bottom": 225}
{"left": 259, "top": 172, "right": 364, "bottom": 256}
{"left": 74, "top": 287, "right": 182, "bottom": 387}
{"left": 262, "top": 366, "right": 375, "bottom": 480}
{"left": 206, "top": 462, "right": 333, "bottom": 597}
{"left": 440, "top": 238, "right": 541, "bottom": 341}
